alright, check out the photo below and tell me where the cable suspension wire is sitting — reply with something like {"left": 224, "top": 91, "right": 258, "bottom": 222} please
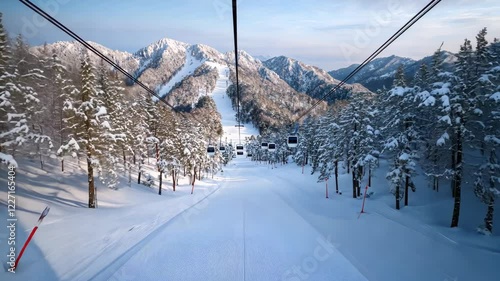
{"left": 293, "top": 0, "right": 441, "bottom": 123}
{"left": 18, "top": 0, "right": 205, "bottom": 126}
{"left": 232, "top": 0, "right": 241, "bottom": 144}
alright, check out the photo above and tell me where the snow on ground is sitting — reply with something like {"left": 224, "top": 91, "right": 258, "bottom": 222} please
{"left": 2, "top": 156, "right": 499, "bottom": 281}
{"left": 1, "top": 60, "right": 499, "bottom": 281}
{"left": 0, "top": 158, "right": 222, "bottom": 281}
{"left": 206, "top": 62, "right": 260, "bottom": 146}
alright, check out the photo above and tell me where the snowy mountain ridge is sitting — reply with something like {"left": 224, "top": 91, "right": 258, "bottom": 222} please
{"left": 329, "top": 52, "right": 457, "bottom": 92}
{"left": 264, "top": 55, "right": 371, "bottom": 103}
{"left": 32, "top": 37, "right": 371, "bottom": 101}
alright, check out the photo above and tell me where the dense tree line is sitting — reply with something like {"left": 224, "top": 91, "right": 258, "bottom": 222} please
{"left": 0, "top": 13, "right": 223, "bottom": 208}
{"left": 294, "top": 28, "right": 500, "bottom": 234}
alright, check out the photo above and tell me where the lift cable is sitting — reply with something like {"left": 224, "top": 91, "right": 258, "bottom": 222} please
{"left": 18, "top": 0, "right": 205, "bottom": 127}
{"left": 292, "top": 0, "right": 442, "bottom": 124}
{"left": 232, "top": 0, "right": 242, "bottom": 144}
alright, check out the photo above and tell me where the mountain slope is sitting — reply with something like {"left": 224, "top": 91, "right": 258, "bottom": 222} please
{"left": 224, "top": 50, "right": 327, "bottom": 132}
{"left": 264, "top": 56, "right": 371, "bottom": 103}
{"left": 329, "top": 52, "right": 457, "bottom": 92}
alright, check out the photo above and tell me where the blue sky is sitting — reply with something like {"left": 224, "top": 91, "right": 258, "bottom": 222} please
{"left": 1, "top": 0, "right": 500, "bottom": 69}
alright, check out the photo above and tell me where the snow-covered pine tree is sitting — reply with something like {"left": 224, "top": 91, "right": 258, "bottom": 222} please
{"left": 62, "top": 53, "right": 108, "bottom": 208}
{"left": 316, "top": 109, "right": 342, "bottom": 193}
{"left": 414, "top": 48, "right": 449, "bottom": 192}
{"left": 381, "top": 65, "right": 419, "bottom": 209}
{"left": 1, "top": 33, "right": 50, "bottom": 166}
{"left": 473, "top": 32, "right": 500, "bottom": 234}
{"left": 157, "top": 103, "right": 182, "bottom": 192}
{"left": 0, "top": 12, "right": 16, "bottom": 166}
{"left": 293, "top": 116, "right": 316, "bottom": 169}
{"left": 414, "top": 63, "right": 430, "bottom": 91}
{"left": 440, "top": 35, "right": 483, "bottom": 227}
{"left": 338, "top": 96, "right": 371, "bottom": 198}
{"left": 96, "top": 61, "right": 129, "bottom": 189}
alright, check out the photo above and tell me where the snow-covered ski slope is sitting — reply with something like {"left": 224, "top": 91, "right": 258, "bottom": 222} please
{"left": 206, "top": 62, "right": 259, "bottom": 146}
{"left": 1, "top": 59, "right": 499, "bottom": 281}
{"left": 1, "top": 155, "right": 499, "bottom": 280}
{"left": 100, "top": 161, "right": 369, "bottom": 281}
{"left": 157, "top": 48, "right": 205, "bottom": 97}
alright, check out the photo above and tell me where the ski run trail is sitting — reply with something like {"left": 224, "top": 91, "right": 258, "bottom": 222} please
{"left": 101, "top": 63, "right": 367, "bottom": 281}
{"left": 0, "top": 62, "right": 499, "bottom": 281}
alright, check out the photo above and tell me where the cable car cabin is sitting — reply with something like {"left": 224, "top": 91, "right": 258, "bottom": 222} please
{"left": 247, "top": 152, "right": 252, "bottom": 157}
{"left": 236, "top": 144, "right": 244, "bottom": 151}
{"left": 219, "top": 146, "right": 226, "bottom": 152}
{"left": 268, "top": 143, "right": 276, "bottom": 152}
{"left": 287, "top": 136, "right": 298, "bottom": 148}
{"left": 237, "top": 151, "right": 244, "bottom": 155}
{"left": 261, "top": 142, "right": 268, "bottom": 150}
{"left": 207, "top": 146, "right": 216, "bottom": 156}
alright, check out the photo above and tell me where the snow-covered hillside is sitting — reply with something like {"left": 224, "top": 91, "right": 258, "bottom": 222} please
{"left": 328, "top": 52, "right": 457, "bottom": 92}
{"left": 264, "top": 56, "right": 371, "bottom": 103}
{"left": 206, "top": 62, "right": 259, "bottom": 145}
{"left": 2, "top": 154, "right": 499, "bottom": 280}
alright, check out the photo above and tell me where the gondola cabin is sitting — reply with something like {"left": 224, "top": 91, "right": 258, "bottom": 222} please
{"left": 287, "top": 136, "right": 298, "bottom": 148}
{"left": 261, "top": 142, "right": 268, "bottom": 150}
{"left": 207, "top": 146, "right": 215, "bottom": 156}
{"left": 268, "top": 143, "right": 276, "bottom": 152}
{"left": 219, "top": 146, "right": 226, "bottom": 152}
{"left": 236, "top": 144, "right": 244, "bottom": 151}
{"left": 237, "top": 151, "right": 244, "bottom": 155}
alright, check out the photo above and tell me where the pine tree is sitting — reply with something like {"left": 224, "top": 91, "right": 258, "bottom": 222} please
{"left": 380, "top": 73, "right": 419, "bottom": 209}
{"left": 96, "top": 61, "right": 128, "bottom": 189}
{"left": 61, "top": 54, "right": 108, "bottom": 208}
{"left": 414, "top": 46, "right": 449, "bottom": 192}
{"left": 0, "top": 12, "right": 15, "bottom": 165}
{"left": 394, "top": 65, "right": 407, "bottom": 87}
{"left": 1, "top": 32, "right": 50, "bottom": 166}
{"left": 473, "top": 31, "right": 500, "bottom": 234}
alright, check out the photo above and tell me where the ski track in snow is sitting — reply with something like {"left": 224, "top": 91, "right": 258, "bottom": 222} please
{"left": 2, "top": 58, "right": 499, "bottom": 281}
{"left": 206, "top": 62, "right": 259, "bottom": 146}
{"left": 98, "top": 63, "right": 368, "bottom": 281}
{"left": 102, "top": 161, "right": 369, "bottom": 281}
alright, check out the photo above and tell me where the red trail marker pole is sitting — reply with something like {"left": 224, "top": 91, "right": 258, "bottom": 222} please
{"left": 13, "top": 206, "right": 50, "bottom": 271}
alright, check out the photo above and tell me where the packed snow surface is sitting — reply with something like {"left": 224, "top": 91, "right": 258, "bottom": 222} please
{"left": 1, "top": 60, "right": 499, "bottom": 281}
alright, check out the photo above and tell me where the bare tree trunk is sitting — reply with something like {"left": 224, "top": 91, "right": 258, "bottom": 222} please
{"left": 335, "top": 160, "right": 339, "bottom": 194}
{"left": 191, "top": 169, "right": 197, "bottom": 194}
{"left": 395, "top": 183, "right": 400, "bottom": 210}
{"left": 352, "top": 171, "right": 357, "bottom": 198}
{"left": 451, "top": 128, "right": 463, "bottom": 228}
{"left": 172, "top": 170, "right": 176, "bottom": 191}
{"left": 450, "top": 137, "right": 457, "bottom": 198}
{"left": 158, "top": 171, "right": 162, "bottom": 195}
{"left": 87, "top": 154, "right": 96, "bottom": 208}
{"left": 404, "top": 175, "right": 409, "bottom": 206}
{"left": 128, "top": 165, "right": 132, "bottom": 186}
{"left": 61, "top": 159, "right": 64, "bottom": 172}
{"left": 39, "top": 152, "right": 44, "bottom": 170}
{"left": 368, "top": 168, "right": 372, "bottom": 187}
{"left": 356, "top": 170, "right": 361, "bottom": 197}
{"left": 484, "top": 198, "right": 494, "bottom": 233}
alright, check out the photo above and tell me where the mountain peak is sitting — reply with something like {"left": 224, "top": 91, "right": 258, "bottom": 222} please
{"left": 135, "top": 37, "right": 189, "bottom": 58}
